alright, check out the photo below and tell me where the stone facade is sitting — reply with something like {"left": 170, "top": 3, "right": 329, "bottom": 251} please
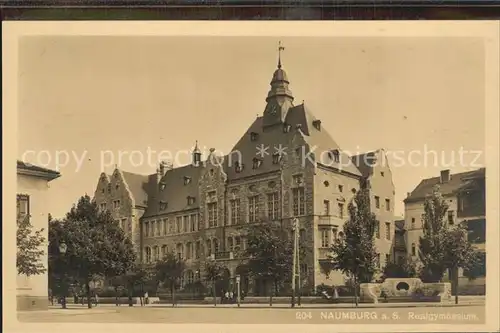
{"left": 92, "top": 59, "right": 400, "bottom": 295}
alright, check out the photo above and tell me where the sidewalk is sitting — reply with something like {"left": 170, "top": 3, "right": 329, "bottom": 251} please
{"left": 47, "top": 296, "right": 484, "bottom": 310}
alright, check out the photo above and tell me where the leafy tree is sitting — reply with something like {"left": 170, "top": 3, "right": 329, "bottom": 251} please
{"left": 17, "top": 213, "right": 46, "bottom": 276}
{"left": 244, "top": 223, "right": 299, "bottom": 305}
{"left": 381, "top": 257, "right": 418, "bottom": 280}
{"left": 418, "top": 186, "right": 449, "bottom": 282}
{"left": 443, "top": 224, "right": 482, "bottom": 304}
{"left": 325, "top": 188, "right": 378, "bottom": 306}
{"left": 204, "top": 259, "right": 225, "bottom": 306}
{"left": 48, "top": 195, "right": 136, "bottom": 308}
{"left": 154, "top": 252, "right": 185, "bottom": 307}
{"left": 122, "top": 265, "right": 150, "bottom": 306}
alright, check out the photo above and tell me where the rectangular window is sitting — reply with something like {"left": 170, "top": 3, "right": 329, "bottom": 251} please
{"left": 385, "top": 199, "right": 390, "bottom": 211}
{"left": 99, "top": 202, "right": 106, "bottom": 211}
{"left": 267, "top": 193, "right": 280, "bottom": 220}
{"left": 195, "top": 241, "right": 201, "bottom": 259}
{"left": 230, "top": 199, "right": 241, "bottom": 225}
{"left": 186, "top": 243, "right": 192, "bottom": 259}
{"left": 113, "top": 200, "right": 120, "bottom": 209}
{"left": 385, "top": 254, "right": 390, "bottom": 266}
{"left": 320, "top": 229, "right": 330, "bottom": 248}
{"left": 332, "top": 228, "right": 338, "bottom": 241}
{"left": 176, "top": 216, "right": 182, "bottom": 233}
{"left": 248, "top": 195, "right": 259, "bottom": 223}
{"left": 323, "top": 200, "right": 330, "bottom": 216}
{"left": 411, "top": 217, "right": 416, "bottom": 229}
{"left": 190, "top": 214, "right": 197, "bottom": 232}
{"left": 122, "top": 218, "right": 128, "bottom": 233}
{"left": 448, "top": 210, "right": 454, "bottom": 225}
{"left": 144, "top": 222, "right": 149, "bottom": 238}
{"left": 338, "top": 203, "right": 344, "bottom": 219}
{"left": 183, "top": 215, "right": 190, "bottom": 233}
{"left": 385, "top": 222, "right": 391, "bottom": 240}
{"left": 292, "top": 188, "right": 305, "bottom": 216}
{"left": 374, "top": 196, "right": 380, "bottom": 209}
{"left": 17, "top": 194, "right": 30, "bottom": 219}
{"left": 375, "top": 221, "right": 380, "bottom": 239}
{"left": 150, "top": 221, "right": 156, "bottom": 236}
{"left": 163, "top": 218, "right": 168, "bottom": 235}
{"left": 208, "top": 202, "right": 218, "bottom": 228}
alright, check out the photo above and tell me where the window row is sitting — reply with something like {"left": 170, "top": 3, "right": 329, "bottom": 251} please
{"left": 373, "top": 196, "right": 391, "bottom": 212}
{"left": 374, "top": 221, "right": 392, "bottom": 240}
{"left": 322, "top": 200, "right": 345, "bottom": 218}
{"left": 319, "top": 228, "right": 345, "bottom": 248}
{"left": 144, "top": 214, "right": 199, "bottom": 238}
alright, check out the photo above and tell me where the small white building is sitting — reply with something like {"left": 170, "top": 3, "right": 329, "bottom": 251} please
{"left": 17, "top": 161, "right": 60, "bottom": 310}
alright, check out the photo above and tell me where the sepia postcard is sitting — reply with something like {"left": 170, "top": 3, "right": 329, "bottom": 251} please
{"left": 3, "top": 21, "right": 500, "bottom": 333}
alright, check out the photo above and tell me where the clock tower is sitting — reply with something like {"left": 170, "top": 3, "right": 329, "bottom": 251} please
{"left": 262, "top": 42, "right": 294, "bottom": 128}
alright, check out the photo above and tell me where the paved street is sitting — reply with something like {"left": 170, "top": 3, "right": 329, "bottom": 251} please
{"left": 18, "top": 301, "right": 485, "bottom": 324}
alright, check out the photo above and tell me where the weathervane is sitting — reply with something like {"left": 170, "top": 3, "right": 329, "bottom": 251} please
{"left": 278, "top": 41, "right": 285, "bottom": 69}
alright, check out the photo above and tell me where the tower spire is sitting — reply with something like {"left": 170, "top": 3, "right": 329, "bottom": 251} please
{"left": 278, "top": 41, "right": 285, "bottom": 69}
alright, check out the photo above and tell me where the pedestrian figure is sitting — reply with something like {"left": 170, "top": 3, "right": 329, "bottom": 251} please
{"left": 94, "top": 293, "right": 99, "bottom": 307}
{"left": 144, "top": 291, "right": 149, "bottom": 306}
{"left": 229, "top": 291, "right": 234, "bottom": 304}
{"left": 224, "top": 291, "right": 229, "bottom": 304}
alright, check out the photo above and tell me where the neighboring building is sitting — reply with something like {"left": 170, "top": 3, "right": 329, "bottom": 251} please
{"left": 393, "top": 218, "right": 407, "bottom": 264}
{"left": 92, "top": 54, "right": 398, "bottom": 294}
{"left": 17, "top": 161, "right": 61, "bottom": 310}
{"left": 93, "top": 168, "right": 155, "bottom": 257}
{"left": 403, "top": 168, "right": 486, "bottom": 292}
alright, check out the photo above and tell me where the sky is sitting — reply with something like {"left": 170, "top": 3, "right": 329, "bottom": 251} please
{"left": 17, "top": 36, "right": 485, "bottom": 218}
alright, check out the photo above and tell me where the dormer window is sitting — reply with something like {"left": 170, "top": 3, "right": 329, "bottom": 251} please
{"left": 113, "top": 200, "right": 120, "bottom": 209}
{"left": 184, "top": 176, "right": 192, "bottom": 185}
{"left": 115, "top": 184, "right": 120, "bottom": 190}
{"left": 159, "top": 182, "right": 166, "bottom": 191}
{"left": 252, "top": 158, "right": 262, "bottom": 169}
{"left": 159, "top": 201, "right": 168, "bottom": 211}
{"left": 329, "top": 149, "right": 340, "bottom": 163}
{"left": 283, "top": 124, "right": 291, "bottom": 133}
{"left": 250, "top": 132, "right": 259, "bottom": 141}
{"left": 107, "top": 184, "right": 111, "bottom": 193}
{"left": 313, "top": 119, "right": 321, "bottom": 131}
{"left": 101, "top": 188, "right": 105, "bottom": 193}
{"left": 187, "top": 196, "right": 195, "bottom": 205}
{"left": 272, "top": 153, "right": 282, "bottom": 164}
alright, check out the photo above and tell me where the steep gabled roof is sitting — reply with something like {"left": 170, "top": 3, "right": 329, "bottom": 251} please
{"left": 142, "top": 164, "right": 203, "bottom": 218}
{"left": 405, "top": 168, "right": 485, "bottom": 203}
{"left": 121, "top": 171, "right": 151, "bottom": 208}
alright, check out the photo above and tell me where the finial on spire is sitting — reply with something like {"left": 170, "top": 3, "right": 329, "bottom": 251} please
{"left": 278, "top": 41, "right": 285, "bottom": 69}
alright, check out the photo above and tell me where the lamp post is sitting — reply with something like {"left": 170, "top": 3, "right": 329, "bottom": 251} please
{"left": 291, "top": 218, "right": 299, "bottom": 308}
{"left": 236, "top": 275, "right": 241, "bottom": 307}
{"left": 58, "top": 242, "right": 67, "bottom": 309}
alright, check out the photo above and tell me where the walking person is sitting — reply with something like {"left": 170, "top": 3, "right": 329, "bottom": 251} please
{"left": 144, "top": 291, "right": 149, "bottom": 306}
{"left": 229, "top": 291, "right": 234, "bottom": 304}
{"left": 224, "top": 291, "right": 229, "bottom": 304}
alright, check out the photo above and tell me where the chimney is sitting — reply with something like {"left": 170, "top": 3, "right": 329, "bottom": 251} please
{"left": 440, "top": 169, "right": 451, "bottom": 183}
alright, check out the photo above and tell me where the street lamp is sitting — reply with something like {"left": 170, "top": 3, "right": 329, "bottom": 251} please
{"left": 291, "top": 218, "right": 299, "bottom": 308}
{"left": 58, "top": 242, "right": 67, "bottom": 309}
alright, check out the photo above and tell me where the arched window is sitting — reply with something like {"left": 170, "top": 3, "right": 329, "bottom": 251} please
{"left": 234, "top": 236, "right": 241, "bottom": 252}
{"left": 227, "top": 237, "right": 234, "bottom": 252}
{"left": 206, "top": 239, "right": 212, "bottom": 256}
{"left": 195, "top": 241, "right": 201, "bottom": 259}
{"left": 186, "top": 242, "right": 192, "bottom": 259}
{"left": 186, "top": 270, "right": 194, "bottom": 285}
{"left": 213, "top": 238, "right": 219, "bottom": 254}
{"left": 145, "top": 247, "right": 151, "bottom": 263}
{"left": 176, "top": 243, "right": 183, "bottom": 260}
{"left": 161, "top": 245, "right": 168, "bottom": 258}
{"left": 411, "top": 243, "right": 416, "bottom": 256}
